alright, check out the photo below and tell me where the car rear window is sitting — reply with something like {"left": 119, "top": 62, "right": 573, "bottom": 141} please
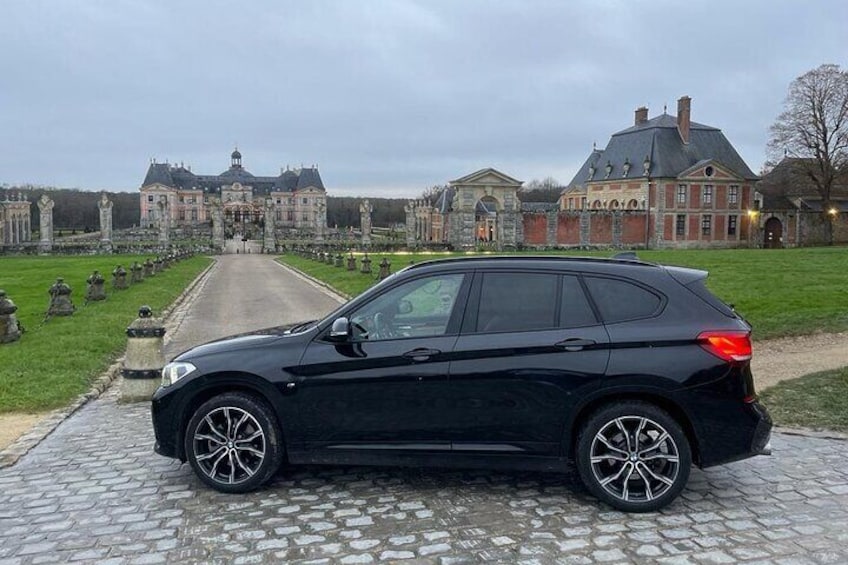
{"left": 685, "top": 279, "right": 736, "bottom": 317}
{"left": 584, "top": 276, "right": 662, "bottom": 323}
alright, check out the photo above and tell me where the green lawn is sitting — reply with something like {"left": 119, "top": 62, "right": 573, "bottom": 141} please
{"left": 0, "top": 255, "right": 212, "bottom": 412}
{"left": 278, "top": 247, "right": 848, "bottom": 340}
{"left": 760, "top": 368, "right": 848, "bottom": 432}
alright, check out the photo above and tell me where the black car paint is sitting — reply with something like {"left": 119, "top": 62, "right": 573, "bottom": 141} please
{"left": 152, "top": 257, "right": 770, "bottom": 474}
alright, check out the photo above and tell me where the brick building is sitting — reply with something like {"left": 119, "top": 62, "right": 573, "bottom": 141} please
{"left": 755, "top": 157, "right": 848, "bottom": 247}
{"left": 559, "top": 96, "right": 760, "bottom": 248}
{"left": 139, "top": 149, "right": 327, "bottom": 237}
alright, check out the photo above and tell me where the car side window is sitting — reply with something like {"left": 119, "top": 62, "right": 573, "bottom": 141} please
{"left": 349, "top": 274, "right": 465, "bottom": 341}
{"left": 560, "top": 275, "right": 598, "bottom": 327}
{"left": 584, "top": 276, "right": 661, "bottom": 323}
{"left": 476, "top": 272, "right": 557, "bottom": 333}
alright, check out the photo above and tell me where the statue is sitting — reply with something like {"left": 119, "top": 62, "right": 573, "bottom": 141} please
{"left": 98, "top": 193, "right": 113, "bottom": 245}
{"left": 263, "top": 198, "right": 276, "bottom": 253}
{"left": 211, "top": 198, "right": 224, "bottom": 251}
{"left": 37, "top": 194, "right": 54, "bottom": 252}
{"left": 315, "top": 199, "right": 327, "bottom": 242}
{"left": 359, "top": 199, "right": 373, "bottom": 246}
{"left": 405, "top": 201, "right": 417, "bottom": 247}
{"left": 157, "top": 197, "right": 170, "bottom": 244}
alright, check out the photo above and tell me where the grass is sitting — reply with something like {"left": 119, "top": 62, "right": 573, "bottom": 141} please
{"left": 760, "top": 368, "right": 848, "bottom": 432}
{"left": 278, "top": 247, "right": 848, "bottom": 340}
{"left": 0, "top": 255, "right": 212, "bottom": 413}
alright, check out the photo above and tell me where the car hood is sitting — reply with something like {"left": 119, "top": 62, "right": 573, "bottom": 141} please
{"left": 173, "top": 320, "right": 316, "bottom": 361}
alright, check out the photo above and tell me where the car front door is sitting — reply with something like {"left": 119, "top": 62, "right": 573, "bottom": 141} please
{"left": 293, "top": 272, "right": 469, "bottom": 452}
{"left": 449, "top": 271, "right": 610, "bottom": 456}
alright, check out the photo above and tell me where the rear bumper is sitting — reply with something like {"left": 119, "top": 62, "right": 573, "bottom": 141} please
{"left": 693, "top": 399, "right": 773, "bottom": 468}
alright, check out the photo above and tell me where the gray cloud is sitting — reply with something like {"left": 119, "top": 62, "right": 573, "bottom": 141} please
{"left": 1, "top": 0, "right": 845, "bottom": 197}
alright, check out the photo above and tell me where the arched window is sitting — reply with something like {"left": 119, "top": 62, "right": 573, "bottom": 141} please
{"left": 592, "top": 199, "right": 603, "bottom": 209}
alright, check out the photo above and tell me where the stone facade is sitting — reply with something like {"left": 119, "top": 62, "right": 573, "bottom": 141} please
{"left": 1, "top": 192, "right": 32, "bottom": 246}
{"left": 139, "top": 149, "right": 327, "bottom": 239}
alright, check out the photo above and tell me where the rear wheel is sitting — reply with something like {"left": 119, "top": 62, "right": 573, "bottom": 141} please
{"left": 185, "top": 392, "right": 283, "bottom": 493}
{"left": 576, "top": 401, "right": 691, "bottom": 512}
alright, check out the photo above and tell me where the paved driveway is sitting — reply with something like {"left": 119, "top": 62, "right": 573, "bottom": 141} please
{"left": 1, "top": 256, "right": 847, "bottom": 564}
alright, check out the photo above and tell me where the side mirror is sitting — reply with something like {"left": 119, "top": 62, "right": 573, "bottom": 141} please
{"left": 398, "top": 299, "right": 413, "bottom": 315}
{"left": 329, "top": 317, "right": 351, "bottom": 341}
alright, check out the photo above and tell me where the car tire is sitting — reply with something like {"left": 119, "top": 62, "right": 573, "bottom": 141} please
{"left": 184, "top": 392, "right": 283, "bottom": 493}
{"left": 576, "top": 401, "right": 691, "bottom": 513}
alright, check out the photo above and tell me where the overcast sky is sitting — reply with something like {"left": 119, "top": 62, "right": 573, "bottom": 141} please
{"left": 1, "top": 1, "right": 845, "bottom": 198}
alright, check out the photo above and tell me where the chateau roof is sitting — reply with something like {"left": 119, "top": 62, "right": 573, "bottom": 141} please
{"left": 566, "top": 110, "right": 758, "bottom": 191}
{"left": 141, "top": 155, "right": 325, "bottom": 195}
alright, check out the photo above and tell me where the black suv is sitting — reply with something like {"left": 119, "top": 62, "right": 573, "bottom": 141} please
{"left": 152, "top": 255, "right": 772, "bottom": 512}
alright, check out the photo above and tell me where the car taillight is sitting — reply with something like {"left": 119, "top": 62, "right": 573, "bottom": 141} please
{"left": 697, "top": 331, "right": 752, "bottom": 362}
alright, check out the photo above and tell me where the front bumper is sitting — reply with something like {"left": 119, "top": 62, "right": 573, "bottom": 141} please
{"left": 151, "top": 385, "right": 181, "bottom": 460}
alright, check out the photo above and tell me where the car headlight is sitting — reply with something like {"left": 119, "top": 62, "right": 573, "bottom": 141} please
{"left": 161, "top": 361, "right": 197, "bottom": 387}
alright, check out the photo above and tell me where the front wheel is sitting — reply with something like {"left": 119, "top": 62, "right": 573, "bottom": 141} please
{"left": 184, "top": 392, "right": 283, "bottom": 493}
{"left": 576, "top": 401, "right": 691, "bottom": 512}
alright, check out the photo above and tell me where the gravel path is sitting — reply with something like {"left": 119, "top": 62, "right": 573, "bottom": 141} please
{"left": 752, "top": 331, "right": 848, "bottom": 391}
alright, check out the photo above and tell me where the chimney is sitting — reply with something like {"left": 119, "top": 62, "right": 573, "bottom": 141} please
{"left": 677, "top": 96, "right": 691, "bottom": 144}
{"left": 635, "top": 106, "right": 648, "bottom": 125}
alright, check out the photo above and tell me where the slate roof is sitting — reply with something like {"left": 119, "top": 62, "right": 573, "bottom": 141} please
{"left": 566, "top": 112, "right": 758, "bottom": 191}
{"left": 757, "top": 157, "right": 848, "bottom": 210}
{"left": 433, "top": 187, "right": 455, "bottom": 214}
{"left": 141, "top": 158, "right": 325, "bottom": 195}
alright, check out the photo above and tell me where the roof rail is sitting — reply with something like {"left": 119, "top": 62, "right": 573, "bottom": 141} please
{"left": 405, "top": 254, "right": 658, "bottom": 270}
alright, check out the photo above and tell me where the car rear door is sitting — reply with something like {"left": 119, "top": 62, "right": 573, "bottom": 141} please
{"left": 448, "top": 270, "right": 609, "bottom": 456}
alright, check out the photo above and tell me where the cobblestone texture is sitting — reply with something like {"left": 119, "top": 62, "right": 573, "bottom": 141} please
{"left": 2, "top": 256, "right": 847, "bottom": 563}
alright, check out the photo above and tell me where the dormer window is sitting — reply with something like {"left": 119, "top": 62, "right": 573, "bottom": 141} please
{"left": 622, "top": 158, "right": 631, "bottom": 178}
{"left": 604, "top": 161, "right": 612, "bottom": 179}
{"left": 588, "top": 165, "right": 595, "bottom": 180}
{"left": 643, "top": 156, "right": 651, "bottom": 176}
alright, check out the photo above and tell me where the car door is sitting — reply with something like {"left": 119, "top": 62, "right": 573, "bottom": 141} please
{"left": 293, "top": 272, "right": 469, "bottom": 452}
{"left": 449, "top": 271, "right": 610, "bottom": 456}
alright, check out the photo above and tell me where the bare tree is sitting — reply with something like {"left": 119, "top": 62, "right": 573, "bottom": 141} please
{"left": 768, "top": 63, "right": 848, "bottom": 243}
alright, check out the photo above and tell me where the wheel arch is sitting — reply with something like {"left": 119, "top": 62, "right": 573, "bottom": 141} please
{"left": 175, "top": 371, "right": 288, "bottom": 462}
{"left": 565, "top": 390, "right": 702, "bottom": 466}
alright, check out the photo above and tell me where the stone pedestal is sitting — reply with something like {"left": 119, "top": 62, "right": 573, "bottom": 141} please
{"left": 143, "top": 259, "right": 155, "bottom": 277}
{"left": 130, "top": 262, "right": 144, "bottom": 284}
{"left": 0, "top": 290, "right": 22, "bottom": 344}
{"left": 121, "top": 306, "right": 166, "bottom": 403}
{"left": 85, "top": 271, "right": 107, "bottom": 302}
{"left": 360, "top": 254, "right": 372, "bottom": 274}
{"left": 347, "top": 254, "right": 357, "bottom": 271}
{"left": 113, "top": 266, "right": 129, "bottom": 289}
{"left": 378, "top": 258, "right": 391, "bottom": 280}
{"left": 47, "top": 278, "right": 75, "bottom": 317}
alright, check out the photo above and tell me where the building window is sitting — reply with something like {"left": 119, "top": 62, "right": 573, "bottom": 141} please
{"left": 178, "top": 209, "right": 185, "bottom": 221}
{"left": 191, "top": 209, "right": 198, "bottom": 221}
{"left": 676, "top": 214, "right": 685, "bottom": 236}
{"left": 302, "top": 198, "right": 308, "bottom": 205}
{"left": 703, "top": 185, "right": 713, "bottom": 205}
{"left": 728, "top": 215, "right": 737, "bottom": 236}
{"left": 729, "top": 185, "right": 739, "bottom": 205}
{"left": 179, "top": 195, "right": 185, "bottom": 203}
{"left": 701, "top": 214, "right": 712, "bottom": 236}
{"left": 288, "top": 197, "right": 294, "bottom": 205}
{"left": 276, "top": 198, "right": 281, "bottom": 205}
{"left": 677, "top": 184, "right": 687, "bottom": 205}
{"left": 287, "top": 210, "right": 293, "bottom": 221}
{"left": 302, "top": 213, "right": 308, "bottom": 222}
{"left": 581, "top": 197, "right": 587, "bottom": 209}
{"left": 276, "top": 210, "right": 282, "bottom": 221}
{"left": 148, "top": 195, "right": 154, "bottom": 202}
{"left": 190, "top": 196, "right": 196, "bottom": 204}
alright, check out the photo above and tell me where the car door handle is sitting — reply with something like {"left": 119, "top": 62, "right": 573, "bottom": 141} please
{"left": 555, "top": 338, "right": 596, "bottom": 352}
{"left": 403, "top": 348, "right": 441, "bottom": 361}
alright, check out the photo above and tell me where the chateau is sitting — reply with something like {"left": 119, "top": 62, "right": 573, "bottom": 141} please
{"left": 139, "top": 149, "right": 327, "bottom": 236}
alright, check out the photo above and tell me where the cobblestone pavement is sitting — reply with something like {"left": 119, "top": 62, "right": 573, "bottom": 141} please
{"left": 2, "top": 256, "right": 847, "bottom": 564}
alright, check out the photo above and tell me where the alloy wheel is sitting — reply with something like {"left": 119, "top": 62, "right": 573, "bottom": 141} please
{"left": 589, "top": 416, "right": 680, "bottom": 504}
{"left": 192, "top": 406, "right": 267, "bottom": 485}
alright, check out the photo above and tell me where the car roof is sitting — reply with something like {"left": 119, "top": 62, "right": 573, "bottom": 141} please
{"left": 402, "top": 254, "right": 662, "bottom": 275}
